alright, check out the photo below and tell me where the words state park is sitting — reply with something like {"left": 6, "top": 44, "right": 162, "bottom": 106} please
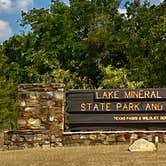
{"left": 80, "top": 102, "right": 165, "bottom": 111}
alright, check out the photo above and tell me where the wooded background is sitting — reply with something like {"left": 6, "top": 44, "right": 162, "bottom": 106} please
{"left": 0, "top": 0, "right": 165, "bottom": 130}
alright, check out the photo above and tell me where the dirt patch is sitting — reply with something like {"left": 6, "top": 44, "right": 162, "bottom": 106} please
{"left": 0, "top": 144, "right": 166, "bottom": 166}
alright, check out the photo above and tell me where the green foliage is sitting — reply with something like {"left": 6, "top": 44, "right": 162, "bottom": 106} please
{"left": 0, "top": 78, "right": 17, "bottom": 130}
{"left": 99, "top": 65, "right": 144, "bottom": 89}
{"left": 124, "top": 0, "right": 166, "bottom": 87}
{"left": 0, "top": 48, "right": 17, "bottom": 130}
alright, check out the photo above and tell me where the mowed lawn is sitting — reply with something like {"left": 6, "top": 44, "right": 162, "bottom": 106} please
{"left": 1, "top": 144, "right": 166, "bottom": 166}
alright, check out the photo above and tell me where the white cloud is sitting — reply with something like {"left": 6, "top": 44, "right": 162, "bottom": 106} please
{"left": 0, "top": 20, "right": 13, "bottom": 42}
{"left": 16, "top": 0, "right": 33, "bottom": 12}
{"left": 0, "top": 0, "right": 12, "bottom": 11}
{"left": 0, "top": 0, "right": 33, "bottom": 13}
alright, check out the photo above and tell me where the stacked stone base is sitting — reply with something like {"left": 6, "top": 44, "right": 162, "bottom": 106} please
{"left": 63, "top": 131, "right": 166, "bottom": 146}
{"left": 3, "top": 130, "right": 63, "bottom": 150}
{"left": 3, "top": 131, "right": 166, "bottom": 150}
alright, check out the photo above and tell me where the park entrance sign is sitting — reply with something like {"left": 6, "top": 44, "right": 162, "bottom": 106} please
{"left": 67, "top": 89, "right": 166, "bottom": 131}
{"left": 5, "top": 84, "right": 166, "bottom": 149}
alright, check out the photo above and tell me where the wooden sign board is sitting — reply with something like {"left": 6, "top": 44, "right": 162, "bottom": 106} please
{"left": 67, "top": 89, "right": 166, "bottom": 131}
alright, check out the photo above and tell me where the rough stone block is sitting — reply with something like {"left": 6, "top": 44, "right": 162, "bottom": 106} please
{"left": 82, "top": 140, "right": 91, "bottom": 146}
{"left": 80, "top": 135, "right": 87, "bottom": 139}
{"left": 116, "top": 134, "right": 126, "bottom": 142}
{"left": 34, "top": 134, "right": 43, "bottom": 141}
{"left": 18, "top": 119, "right": 27, "bottom": 128}
{"left": 11, "top": 134, "right": 17, "bottom": 142}
{"left": 55, "top": 137, "right": 62, "bottom": 142}
{"left": 54, "top": 92, "right": 64, "bottom": 100}
{"left": 71, "top": 135, "right": 80, "bottom": 140}
{"left": 62, "top": 136, "right": 72, "bottom": 144}
{"left": 51, "top": 135, "right": 56, "bottom": 142}
{"left": 124, "top": 133, "right": 131, "bottom": 140}
{"left": 29, "top": 92, "right": 39, "bottom": 99}
{"left": 55, "top": 113, "right": 64, "bottom": 123}
{"left": 24, "top": 135, "right": 33, "bottom": 142}
{"left": 130, "top": 133, "right": 138, "bottom": 140}
{"left": 138, "top": 133, "right": 146, "bottom": 139}
{"left": 106, "top": 135, "right": 116, "bottom": 142}
{"left": 146, "top": 135, "right": 153, "bottom": 142}
{"left": 49, "top": 107, "right": 62, "bottom": 113}
{"left": 18, "top": 136, "right": 24, "bottom": 142}
{"left": 153, "top": 134, "right": 164, "bottom": 143}
{"left": 24, "top": 107, "right": 38, "bottom": 112}
{"left": 89, "top": 134, "right": 97, "bottom": 140}
{"left": 19, "top": 100, "right": 26, "bottom": 107}
{"left": 27, "top": 118, "right": 41, "bottom": 129}
{"left": 39, "top": 92, "right": 54, "bottom": 99}
{"left": 129, "top": 138, "right": 156, "bottom": 152}
{"left": 97, "top": 134, "right": 106, "bottom": 141}
{"left": 163, "top": 135, "right": 166, "bottom": 143}
{"left": 26, "top": 98, "right": 40, "bottom": 106}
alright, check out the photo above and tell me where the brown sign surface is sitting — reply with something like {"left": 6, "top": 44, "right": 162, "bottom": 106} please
{"left": 67, "top": 89, "right": 166, "bottom": 131}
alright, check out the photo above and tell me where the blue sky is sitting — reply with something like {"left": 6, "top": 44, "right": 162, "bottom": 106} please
{"left": 0, "top": 0, "right": 163, "bottom": 44}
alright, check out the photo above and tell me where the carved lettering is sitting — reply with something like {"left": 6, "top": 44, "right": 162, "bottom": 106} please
{"left": 144, "top": 91, "right": 150, "bottom": 98}
{"left": 80, "top": 103, "right": 112, "bottom": 111}
{"left": 142, "top": 116, "right": 159, "bottom": 120}
{"left": 106, "top": 103, "right": 111, "bottom": 111}
{"left": 145, "top": 103, "right": 163, "bottom": 111}
{"left": 160, "top": 116, "right": 166, "bottom": 120}
{"left": 100, "top": 103, "right": 105, "bottom": 110}
{"left": 81, "top": 103, "right": 86, "bottom": 111}
{"left": 116, "top": 102, "right": 140, "bottom": 111}
{"left": 87, "top": 103, "right": 92, "bottom": 111}
{"left": 95, "top": 91, "right": 119, "bottom": 99}
{"left": 124, "top": 90, "right": 162, "bottom": 98}
{"left": 93, "top": 104, "right": 99, "bottom": 111}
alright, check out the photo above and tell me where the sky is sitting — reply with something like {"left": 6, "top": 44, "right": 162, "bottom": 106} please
{"left": 0, "top": 0, "right": 163, "bottom": 44}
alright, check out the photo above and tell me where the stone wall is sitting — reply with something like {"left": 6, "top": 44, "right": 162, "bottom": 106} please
{"left": 63, "top": 131, "right": 166, "bottom": 146}
{"left": 17, "top": 83, "right": 65, "bottom": 135}
{"left": 4, "top": 83, "right": 65, "bottom": 150}
{"left": 4, "top": 130, "right": 63, "bottom": 150}
{"left": 4, "top": 131, "right": 166, "bottom": 150}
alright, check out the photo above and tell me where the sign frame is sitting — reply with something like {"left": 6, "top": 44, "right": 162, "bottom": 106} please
{"left": 67, "top": 89, "right": 166, "bottom": 131}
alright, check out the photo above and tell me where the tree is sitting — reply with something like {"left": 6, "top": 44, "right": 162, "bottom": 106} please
{"left": 0, "top": 46, "right": 17, "bottom": 130}
{"left": 124, "top": 0, "right": 166, "bottom": 87}
{"left": 99, "top": 65, "right": 143, "bottom": 88}
{"left": 0, "top": 0, "right": 165, "bottom": 129}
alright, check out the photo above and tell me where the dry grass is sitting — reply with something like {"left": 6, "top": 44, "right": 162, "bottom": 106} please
{"left": 0, "top": 132, "right": 4, "bottom": 148}
{"left": 0, "top": 144, "right": 166, "bottom": 166}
